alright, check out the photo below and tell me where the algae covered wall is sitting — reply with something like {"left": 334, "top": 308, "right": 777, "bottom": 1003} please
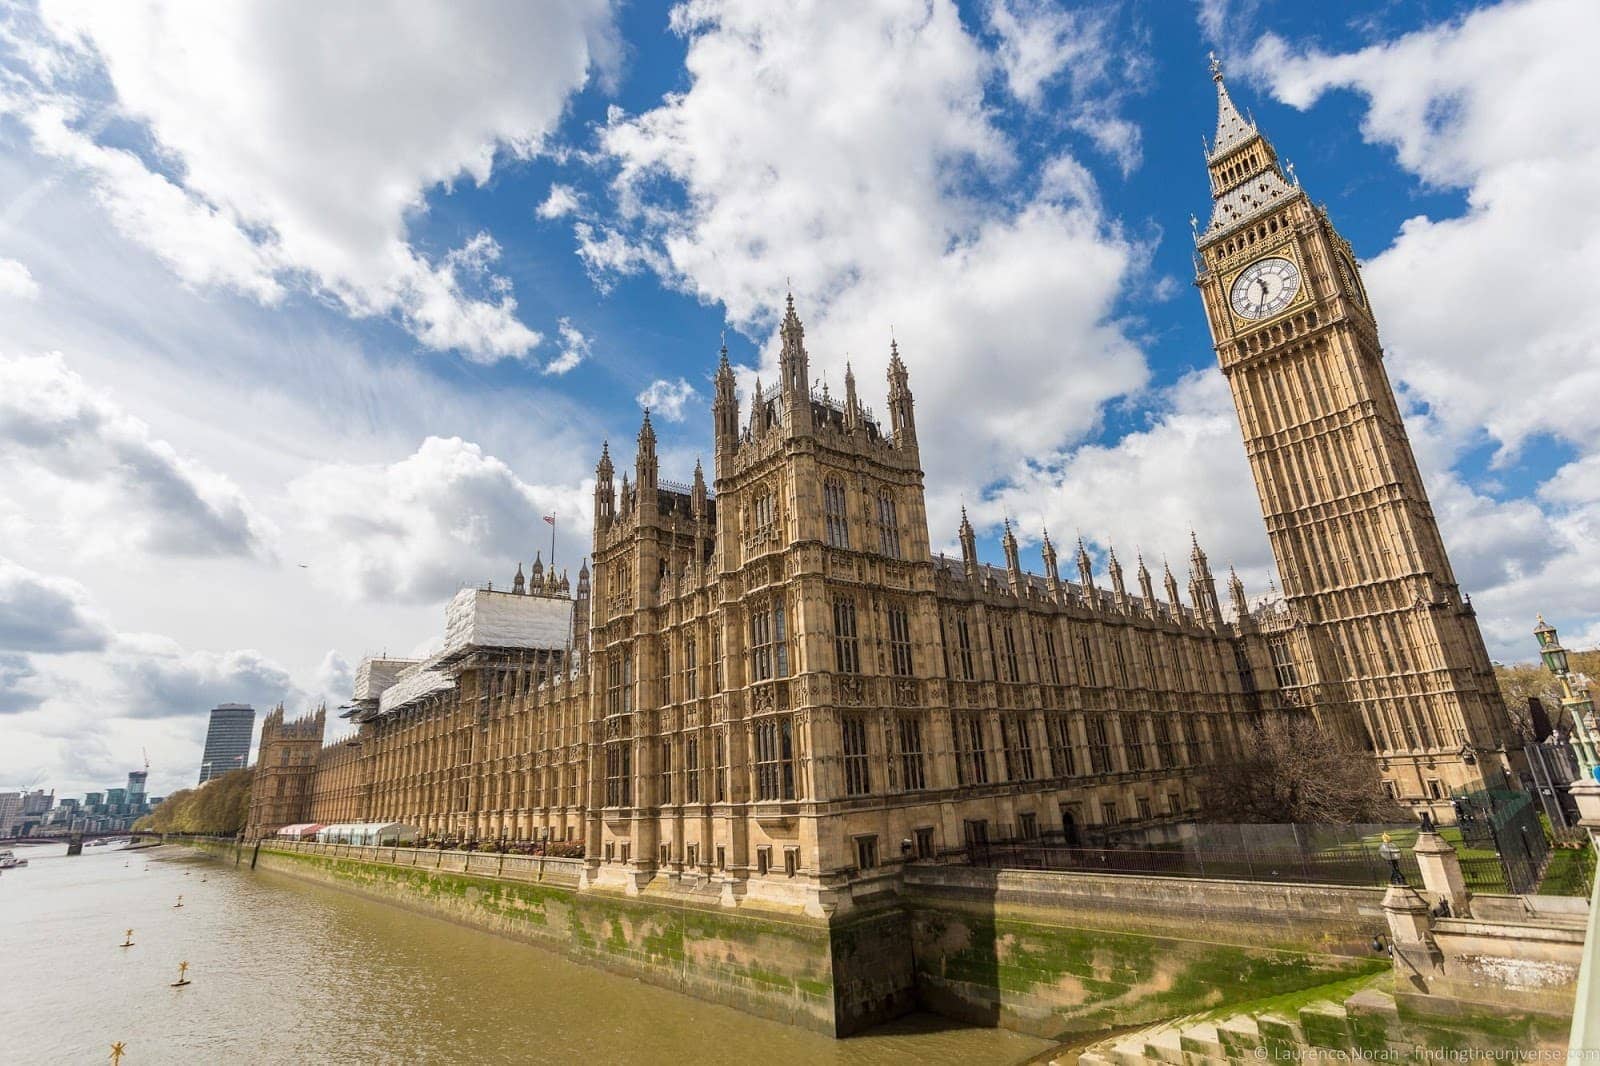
{"left": 193, "top": 841, "right": 845, "bottom": 1034}
{"left": 903, "top": 866, "right": 1388, "bottom": 1040}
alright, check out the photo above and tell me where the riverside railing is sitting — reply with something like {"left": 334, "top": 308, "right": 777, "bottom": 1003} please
{"left": 966, "top": 839, "right": 1423, "bottom": 887}
{"left": 264, "top": 838, "right": 585, "bottom": 887}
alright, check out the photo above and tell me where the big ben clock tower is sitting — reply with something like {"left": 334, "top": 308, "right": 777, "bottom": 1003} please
{"left": 1193, "top": 58, "right": 1513, "bottom": 809}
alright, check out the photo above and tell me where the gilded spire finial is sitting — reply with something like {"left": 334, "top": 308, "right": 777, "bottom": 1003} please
{"left": 1209, "top": 51, "right": 1223, "bottom": 82}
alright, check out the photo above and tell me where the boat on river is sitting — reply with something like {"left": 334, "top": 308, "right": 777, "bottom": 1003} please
{"left": 0, "top": 849, "right": 29, "bottom": 869}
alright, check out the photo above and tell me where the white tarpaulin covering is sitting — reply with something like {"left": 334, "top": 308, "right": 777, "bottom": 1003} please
{"left": 316, "top": 822, "right": 418, "bottom": 845}
{"left": 442, "top": 588, "right": 572, "bottom": 657}
{"left": 353, "top": 658, "right": 419, "bottom": 701}
{"left": 377, "top": 660, "right": 453, "bottom": 715}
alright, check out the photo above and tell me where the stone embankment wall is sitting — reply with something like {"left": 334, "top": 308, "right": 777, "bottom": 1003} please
{"left": 1076, "top": 984, "right": 1568, "bottom": 1065}
{"left": 901, "top": 866, "right": 1388, "bottom": 1039}
{"left": 186, "top": 839, "right": 883, "bottom": 1035}
{"left": 181, "top": 839, "right": 1407, "bottom": 1042}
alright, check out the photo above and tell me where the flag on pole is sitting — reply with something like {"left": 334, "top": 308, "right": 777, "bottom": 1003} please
{"left": 543, "top": 514, "right": 557, "bottom": 525}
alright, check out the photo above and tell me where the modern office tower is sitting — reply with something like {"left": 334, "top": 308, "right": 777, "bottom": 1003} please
{"left": 199, "top": 703, "right": 256, "bottom": 784}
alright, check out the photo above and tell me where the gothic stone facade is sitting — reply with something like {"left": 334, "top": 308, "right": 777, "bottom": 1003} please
{"left": 244, "top": 704, "right": 325, "bottom": 839}
{"left": 253, "top": 71, "right": 1515, "bottom": 916}
{"left": 1193, "top": 63, "right": 1512, "bottom": 802}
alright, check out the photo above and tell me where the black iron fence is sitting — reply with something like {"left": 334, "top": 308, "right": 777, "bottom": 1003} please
{"left": 968, "top": 831, "right": 1421, "bottom": 888}
{"left": 1451, "top": 788, "right": 1548, "bottom": 895}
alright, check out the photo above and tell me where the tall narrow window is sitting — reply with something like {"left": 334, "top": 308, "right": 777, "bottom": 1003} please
{"left": 755, "top": 716, "right": 796, "bottom": 801}
{"left": 751, "top": 601, "right": 788, "bottom": 681}
{"left": 659, "top": 738, "right": 673, "bottom": 804}
{"left": 1114, "top": 641, "right": 1130, "bottom": 688}
{"left": 685, "top": 735, "right": 701, "bottom": 803}
{"left": 1122, "top": 713, "right": 1146, "bottom": 771}
{"left": 1078, "top": 635, "right": 1097, "bottom": 686}
{"left": 1047, "top": 715, "right": 1075, "bottom": 777}
{"left": 1153, "top": 716, "right": 1176, "bottom": 768}
{"left": 660, "top": 641, "right": 672, "bottom": 705}
{"left": 954, "top": 612, "right": 975, "bottom": 680}
{"left": 604, "top": 742, "right": 632, "bottom": 807}
{"left": 1268, "top": 637, "right": 1299, "bottom": 688}
{"left": 888, "top": 606, "right": 914, "bottom": 677}
{"left": 953, "top": 713, "right": 988, "bottom": 785}
{"left": 824, "top": 479, "right": 850, "bottom": 548}
{"left": 622, "top": 650, "right": 633, "bottom": 712}
{"left": 685, "top": 638, "right": 698, "bottom": 700}
{"left": 897, "top": 716, "right": 926, "bottom": 791}
{"left": 1087, "top": 714, "right": 1112, "bottom": 774}
{"left": 840, "top": 713, "right": 871, "bottom": 796}
{"left": 753, "top": 491, "right": 776, "bottom": 533}
{"left": 711, "top": 625, "right": 722, "bottom": 693}
{"left": 1001, "top": 714, "right": 1035, "bottom": 780}
{"left": 714, "top": 732, "right": 728, "bottom": 802}
{"left": 877, "top": 491, "right": 900, "bottom": 558}
{"left": 1181, "top": 716, "right": 1202, "bottom": 764}
{"left": 1042, "top": 628, "right": 1061, "bottom": 684}
{"left": 833, "top": 597, "right": 861, "bottom": 674}
{"left": 1000, "top": 622, "right": 1020, "bottom": 682}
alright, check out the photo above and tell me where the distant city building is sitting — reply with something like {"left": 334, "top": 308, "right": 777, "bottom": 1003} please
{"left": 199, "top": 703, "right": 256, "bottom": 784}
{"left": 0, "top": 792, "right": 21, "bottom": 836}
{"left": 126, "top": 770, "right": 147, "bottom": 810}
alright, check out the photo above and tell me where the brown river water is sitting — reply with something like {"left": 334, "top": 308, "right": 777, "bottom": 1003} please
{"left": 0, "top": 841, "right": 1051, "bottom": 1065}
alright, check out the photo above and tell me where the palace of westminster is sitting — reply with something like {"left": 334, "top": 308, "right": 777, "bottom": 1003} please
{"left": 246, "top": 68, "right": 1516, "bottom": 913}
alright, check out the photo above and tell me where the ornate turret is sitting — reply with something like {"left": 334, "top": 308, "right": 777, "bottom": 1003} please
{"left": 531, "top": 552, "right": 545, "bottom": 586}
{"left": 636, "top": 409, "right": 658, "bottom": 491}
{"left": 1163, "top": 558, "right": 1181, "bottom": 613}
{"left": 749, "top": 375, "right": 765, "bottom": 438}
{"left": 779, "top": 293, "right": 812, "bottom": 434}
{"left": 1199, "top": 53, "right": 1297, "bottom": 245}
{"left": 1228, "top": 565, "right": 1249, "bottom": 626}
{"left": 1137, "top": 553, "right": 1158, "bottom": 619}
{"left": 958, "top": 508, "right": 978, "bottom": 580}
{"left": 887, "top": 339, "right": 917, "bottom": 448}
{"left": 1076, "top": 539, "right": 1094, "bottom": 595}
{"left": 1042, "top": 530, "right": 1061, "bottom": 597}
{"left": 1107, "top": 547, "right": 1127, "bottom": 609}
{"left": 1189, "top": 532, "right": 1221, "bottom": 626}
{"left": 843, "top": 361, "right": 859, "bottom": 430}
{"left": 512, "top": 562, "right": 526, "bottom": 595}
{"left": 713, "top": 337, "right": 739, "bottom": 455}
{"left": 574, "top": 558, "right": 591, "bottom": 644}
{"left": 692, "top": 458, "right": 707, "bottom": 516}
{"left": 594, "top": 441, "right": 615, "bottom": 528}
{"left": 1002, "top": 519, "right": 1021, "bottom": 593}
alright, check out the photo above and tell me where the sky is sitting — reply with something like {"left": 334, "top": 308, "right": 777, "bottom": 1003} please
{"left": 0, "top": 0, "right": 1595, "bottom": 800}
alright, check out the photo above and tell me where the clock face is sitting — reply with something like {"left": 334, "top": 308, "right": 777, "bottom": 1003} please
{"left": 1230, "top": 256, "right": 1302, "bottom": 320}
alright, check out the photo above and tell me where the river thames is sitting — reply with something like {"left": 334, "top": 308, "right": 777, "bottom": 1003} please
{"left": 0, "top": 842, "right": 1052, "bottom": 1064}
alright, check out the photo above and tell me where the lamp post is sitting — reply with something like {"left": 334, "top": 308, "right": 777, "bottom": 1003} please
{"left": 1534, "top": 616, "right": 1600, "bottom": 780}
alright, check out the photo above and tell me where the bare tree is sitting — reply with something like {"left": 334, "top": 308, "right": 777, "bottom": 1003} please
{"left": 1203, "top": 715, "right": 1410, "bottom": 824}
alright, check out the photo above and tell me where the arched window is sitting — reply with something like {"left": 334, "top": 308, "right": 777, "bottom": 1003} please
{"left": 876, "top": 491, "right": 900, "bottom": 558}
{"left": 823, "top": 479, "right": 849, "bottom": 548}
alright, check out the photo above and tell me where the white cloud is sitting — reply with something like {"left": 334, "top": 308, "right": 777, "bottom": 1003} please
{"left": 0, "top": 352, "right": 270, "bottom": 558}
{"left": 4, "top": 2, "right": 620, "bottom": 361}
{"left": 590, "top": 0, "right": 1148, "bottom": 535}
{"left": 107, "top": 633, "right": 299, "bottom": 721}
{"left": 537, "top": 183, "right": 582, "bottom": 220}
{"left": 288, "top": 436, "right": 590, "bottom": 605}
{"left": 0, "top": 556, "right": 111, "bottom": 653}
{"left": 0, "top": 257, "right": 40, "bottom": 299}
{"left": 636, "top": 378, "right": 697, "bottom": 422}
{"left": 545, "top": 318, "right": 589, "bottom": 376}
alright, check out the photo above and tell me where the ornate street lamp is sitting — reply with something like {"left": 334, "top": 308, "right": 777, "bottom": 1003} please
{"left": 1536, "top": 616, "right": 1600, "bottom": 780}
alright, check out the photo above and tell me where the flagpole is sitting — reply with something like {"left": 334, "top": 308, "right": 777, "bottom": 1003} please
{"left": 551, "top": 514, "right": 557, "bottom": 572}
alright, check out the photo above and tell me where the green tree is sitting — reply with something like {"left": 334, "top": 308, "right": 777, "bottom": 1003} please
{"left": 135, "top": 767, "right": 253, "bottom": 835}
